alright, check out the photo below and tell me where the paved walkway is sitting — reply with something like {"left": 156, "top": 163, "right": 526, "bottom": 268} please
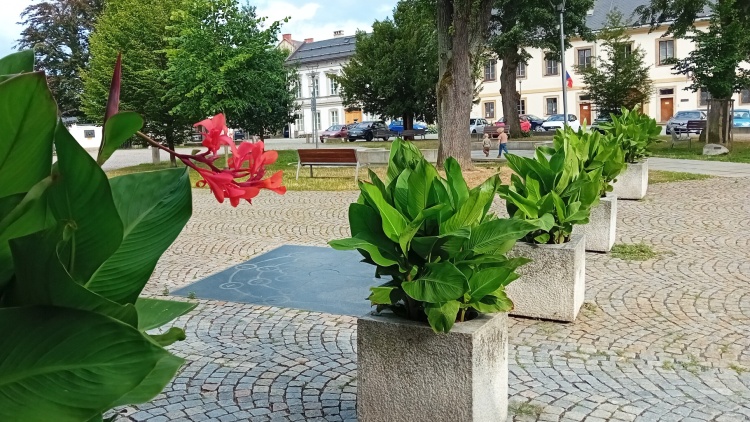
{"left": 113, "top": 177, "right": 750, "bottom": 422}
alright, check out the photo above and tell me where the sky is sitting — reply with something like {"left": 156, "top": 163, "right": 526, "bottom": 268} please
{"left": 0, "top": 0, "right": 397, "bottom": 58}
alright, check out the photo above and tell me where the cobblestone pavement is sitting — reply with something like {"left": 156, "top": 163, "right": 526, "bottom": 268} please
{"left": 114, "top": 177, "right": 750, "bottom": 422}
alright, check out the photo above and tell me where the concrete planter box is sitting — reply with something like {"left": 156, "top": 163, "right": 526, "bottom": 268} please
{"left": 357, "top": 148, "right": 437, "bottom": 164}
{"left": 357, "top": 312, "right": 508, "bottom": 421}
{"left": 506, "top": 234, "right": 586, "bottom": 322}
{"left": 572, "top": 194, "right": 617, "bottom": 253}
{"left": 612, "top": 160, "right": 648, "bottom": 200}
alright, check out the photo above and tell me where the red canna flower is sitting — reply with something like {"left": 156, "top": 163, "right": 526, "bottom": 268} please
{"left": 193, "top": 114, "right": 234, "bottom": 155}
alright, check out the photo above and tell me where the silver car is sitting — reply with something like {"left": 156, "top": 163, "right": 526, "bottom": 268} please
{"left": 666, "top": 110, "right": 706, "bottom": 135}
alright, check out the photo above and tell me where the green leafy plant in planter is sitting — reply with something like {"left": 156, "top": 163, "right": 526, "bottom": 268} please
{"left": 599, "top": 106, "right": 661, "bottom": 163}
{"left": 329, "top": 140, "right": 551, "bottom": 333}
{"left": 499, "top": 131, "right": 602, "bottom": 244}
{"left": 540, "top": 127, "right": 626, "bottom": 197}
{"left": 0, "top": 51, "right": 283, "bottom": 421}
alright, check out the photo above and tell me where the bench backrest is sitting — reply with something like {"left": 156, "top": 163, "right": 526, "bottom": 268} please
{"left": 298, "top": 148, "right": 358, "bottom": 164}
{"left": 687, "top": 120, "right": 706, "bottom": 130}
{"left": 401, "top": 128, "right": 426, "bottom": 136}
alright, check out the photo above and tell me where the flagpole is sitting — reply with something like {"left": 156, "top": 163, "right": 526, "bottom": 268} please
{"left": 558, "top": 0, "right": 568, "bottom": 128}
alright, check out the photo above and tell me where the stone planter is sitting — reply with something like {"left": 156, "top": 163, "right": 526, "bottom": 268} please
{"left": 612, "top": 159, "right": 648, "bottom": 200}
{"left": 506, "top": 234, "right": 586, "bottom": 322}
{"left": 357, "top": 312, "right": 508, "bottom": 421}
{"left": 572, "top": 194, "right": 617, "bottom": 253}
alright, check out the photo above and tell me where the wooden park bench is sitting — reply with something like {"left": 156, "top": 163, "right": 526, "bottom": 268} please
{"left": 671, "top": 119, "right": 706, "bottom": 148}
{"left": 483, "top": 125, "right": 503, "bottom": 139}
{"left": 400, "top": 128, "right": 427, "bottom": 139}
{"left": 296, "top": 148, "right": 361, "bottom": 182}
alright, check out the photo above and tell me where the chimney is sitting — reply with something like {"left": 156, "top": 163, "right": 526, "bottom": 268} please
{"left": 334, "top": 30, "right": 344, "bottom": 37}
{"left": 282, "top": 33, "right": 292, "bottom": 41}
{"left": 304, "top": 38, "right": 314, "bottom": 43}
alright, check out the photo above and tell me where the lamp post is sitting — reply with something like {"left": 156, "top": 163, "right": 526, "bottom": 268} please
{"left": 307, "top": 66, "right": 320, "bottom": 149}
{"left": 558, "top": 0, "right": 568, "bottom": 127}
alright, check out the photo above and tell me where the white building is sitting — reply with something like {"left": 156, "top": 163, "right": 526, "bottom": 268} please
{"left": 471, "top": 0, "right": 748, "bottom": 125}
{"left": 284, "top": 31, "right": 374, "bottom": 138}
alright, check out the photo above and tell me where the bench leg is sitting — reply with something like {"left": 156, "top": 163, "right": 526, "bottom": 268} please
{"left": 296, "top": 161, "right": 301, "bottom": 180}
{"left": 355, "top": 162, "right": 360, "bottom": 184}
{"left": 310, "top": 165, "right": 313, "bottom": 178}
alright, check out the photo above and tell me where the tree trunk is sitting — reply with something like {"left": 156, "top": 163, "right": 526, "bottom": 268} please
{"left": 403, "top": 112, "right": 414, "bottom": 141}
{"left": 500, "top": 52, "right": 522, "bottom": 137}
{"left": 706, "top": 98, "right": 732, "bottom": 146}
{"left": 166, "top": 135, "right": 177, "bottom": 167}
{"left": 436, "top": 0, "right": 493, "bottom": 169}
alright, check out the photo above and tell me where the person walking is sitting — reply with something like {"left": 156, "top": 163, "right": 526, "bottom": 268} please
{"left": 482, "top": 133, "right": 493, "bottom": 157}
{"left": 497, "top": 126, "right": 509, "bottom": 158}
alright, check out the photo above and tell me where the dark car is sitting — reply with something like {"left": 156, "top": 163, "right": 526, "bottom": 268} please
{"left": 320, "top": 124, "right": 348, "bottom": 142}
{"left": 348, "top": 121, "right": 390, "bottom": 142}
{"left": 520, "top": 114, "right": 545, "bottom": 132}
{"left": 590, "top": 115, "right": 613, "bottom": 134}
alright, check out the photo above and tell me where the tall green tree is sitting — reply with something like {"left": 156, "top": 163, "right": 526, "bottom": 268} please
{"left": 488, "top": 0, "right": 593, "bottom": 135}
{"left": 637, "top": 0, "right": 750, "bottom": 144}
{"left": 81, "top": 0, "right": 187, "bottom": 165}
{"left": 579, "top": 11, "right": 653, "bottom": 117}
{"left": 16, "top": 0, "right": 105, "bottom": 117}
{"left": 336, "top": 0, "right": 438, "bottom": 137}
{"left": 165, "top": 0, "right": 296, "bottom": 138}
{"left": 435, "top": 0, "right": 494, "bottom": 168}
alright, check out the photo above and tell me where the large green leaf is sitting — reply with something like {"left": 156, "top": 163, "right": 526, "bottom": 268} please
{"left": 109, "top": 353, "right": 184, "bottom": 407}
{"left": 359, "top": 182, "right": 407, "bottom": 243}
{"left": 328, "top": 236, "right": 400, "bottom": 267}
{"left": 135, "top": 298, "right": 196, "bottom": 331}
{"left": 368, "top": 286, "right": 396, "bottom": 305}
{"left": 471, "top": 292, "right": 514, "bottom": 313}
{"left": 444, "top": 157, "right": 469, "bottom": 206}
{"left": 0, "top": 72, "right": 56, "bottom": 197}
{"left": 424, "top": 301, "right": 460, "bottom": 333}
{"left": 0, "top": 306, "right": 180, "bottom": 421}
{"left": 0, "top": 50, "right": 34, "bottom": 76}
{"left": 467, "top": 218, "right": 539, "bottom": 254}
{"left": 468, "top": 267, "right": 516, "bottom": 300}
{"left": 86, "top": 169, "right": 192, "bottom": 304}
{"left": 97, "top": 112, "right": 144, "bottom": 165}
{"left": 48, "top": 122, "right": 124, "bottom": 284}
{"left": 401, "top": 262, "right": 467, "bottom": 303}
{"left": 441, "top": 176, "right": 497, "bottom": 234}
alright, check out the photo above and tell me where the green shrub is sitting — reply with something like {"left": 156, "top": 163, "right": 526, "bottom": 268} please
{"left": 600, "top": 106, "right": 661, "bottom": 163}
{"left": 329, "top": 139, "right": 550, "bottom": 332}
{"left": 499, "top": 131, "right": 601, "bottom": 244}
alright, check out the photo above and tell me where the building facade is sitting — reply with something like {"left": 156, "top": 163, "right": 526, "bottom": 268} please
{"left": 284, "top": 32, "right": 373, "bottom": 138}
{"left": 471, "top": 1, "right": 747, "bottom": 125}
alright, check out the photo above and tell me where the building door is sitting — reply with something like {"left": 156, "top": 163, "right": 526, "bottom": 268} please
{"left": 579, "top": 103, "right": 591, "bottom": 125}
{"left": 660, "top": 98, "right": 673, "bottom": 122}
{"left": 345, "top": 108, "right": 363, "bottom": 124}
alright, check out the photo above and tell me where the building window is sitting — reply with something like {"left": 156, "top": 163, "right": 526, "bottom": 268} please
{"left": 315, "top": 111, "right": 321, "bottom": 130}
{"left": 658, "top": 39, "right": 675, "bottom": 65}
{"left": 484, "top": 59, "right": 496, "bottom": 81}
{"left": 296, "top": 117, "right": 304, "bottom": 133}
{"left": 517, "top": 62, "right": 526, "bottom": 79}
{"left": 294, "top": 79, "right": 301, "bottom": 98}
{"left": 310, "top": 76, "right": 319, "bottom": 97}
{"left": 620, "top": 43, "right": 633, "bottom": 57}
{"left": 545, "top": 97, "right": 558, "bottom": 115}
{"left": 329, "top": 76, "right": 339, "bottom": 95}
{"left": 577, "top": 48, "right": 592, "bottom": 68}
{"left": 699, "top": 90, "right": 711, "bottom": 106}
{"left": 517, "top": 99, "right": 526, "bottom": 115}
{"left": 545, "top": 58, "right": 559, "bottom": 76}
{"left": 484, "top": 102, "right": 495, "bottom": 119}
{"left": 330, "top": 109, "right": 339, "bottom": 125}
{"left": 659, "top": 88, "right": 675, "bottom": 96}
{"left": 741, "top": 89, "right": 750, "bottom": 104}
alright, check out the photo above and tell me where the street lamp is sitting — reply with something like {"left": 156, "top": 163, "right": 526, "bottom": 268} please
{"left": 557, "top": 0, "right": 569, "bottom": 127}
{"left": 306, "top": 65, "right": 320, "bottom": 149}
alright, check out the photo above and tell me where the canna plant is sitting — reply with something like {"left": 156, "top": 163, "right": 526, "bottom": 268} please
{"left": 599, "top": 106, "right": 661, "bottom": 163}
{"left": 499, "top": 130, "right": 602, "bottom": 245}
{"left": 330, "top": 139, "right": 551, "bottom": 333}
{"left": 0, "top": 51, "right": 284, "bottom": 421}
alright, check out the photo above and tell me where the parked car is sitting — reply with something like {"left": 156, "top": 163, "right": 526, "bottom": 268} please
{"left": 541, "top": 114, "right": 580, "bottom": 132}
{"left": 320, "top": 124, "right": 348, "bottom": 142}
{"left": 388, "top": 120, "right": 428, "bottom": 134}
{"left": 733, "top": 109, "right": 750, "bottom": 127}
{"left": 348, "top": 121, "right": 390, "bottom": 142}
{"left": 665, "top": 110, "right": 706, "bottom": 134}
{"left": 469, "top": 117, "right": 489, "bottom": 134}
{"left": 590, "top": 115, "right": 613, "bottom": 134}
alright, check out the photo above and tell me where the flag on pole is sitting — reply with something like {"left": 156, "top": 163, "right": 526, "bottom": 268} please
{"left": 566, "top": 71, "right": 573, "bottom": 88}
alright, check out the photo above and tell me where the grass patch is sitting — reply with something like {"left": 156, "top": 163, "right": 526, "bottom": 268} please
{"left": 650, "top": 170, "right": 713, "bottom": 184}
{"left": 611, "top": 243, "right": 660, "bottom": 261}
{"left": 647, "top": 140, "right": 750, "bottom": 163}
{"left": 662, "top": 361, "right": 674, "bottom": 370}
{"left": 508, "top": 401, "right": 544, "bottom": 418}
{"left": 729, "top": 363, "right": 748, "bottom": 374}
{"left": 107, "top": 148, "right": 511, "bottom": 192}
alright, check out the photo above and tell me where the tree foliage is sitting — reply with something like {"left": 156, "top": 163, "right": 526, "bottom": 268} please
{"left": 488, "top": 0, "right": 594, "bottom": 135}
{"left": 579, "top": 11, "right": 653, "bottom": 116}
{"left": 81, "top": 0, "right": 187, "bottom": 162}
{"left": 336, "top": 0, "right": 438, "bottom": 133}
{"left": 166, "top": 0, "right": 296, "bottom": 138}
{"left": 16, "top": 0, "right": 105, "bottom": 117}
